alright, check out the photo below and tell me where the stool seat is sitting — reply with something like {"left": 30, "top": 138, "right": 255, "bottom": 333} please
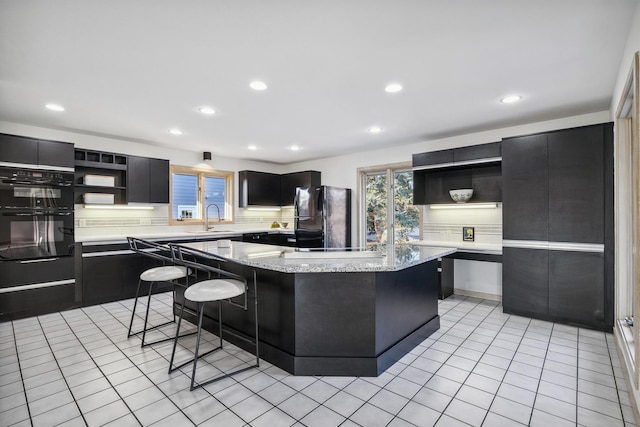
{"left": 185, "top": 279, "right": 245, "bottom": 302}
{"left": 140, "top": 266, "right": 188, "bottom": 282}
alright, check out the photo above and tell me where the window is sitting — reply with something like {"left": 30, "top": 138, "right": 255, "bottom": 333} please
{"left": 169, "top": 165, "right": 234, "bottom": 225}
{"left": 359, "top": 163, "right": 421, "bottom": 248}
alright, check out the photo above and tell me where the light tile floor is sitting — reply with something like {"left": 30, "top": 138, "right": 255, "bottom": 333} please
{"left": 0, "top": 294, "right": 636, "bottom": 426}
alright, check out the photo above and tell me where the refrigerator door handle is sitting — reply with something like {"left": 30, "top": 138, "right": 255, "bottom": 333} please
{"left": 316, "top": 186, "right": 323, "bottom": 214}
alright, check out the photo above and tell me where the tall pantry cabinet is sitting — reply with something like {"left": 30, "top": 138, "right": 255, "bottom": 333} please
{"left": 502, "top": 123, "right": 614, "bottom": 331}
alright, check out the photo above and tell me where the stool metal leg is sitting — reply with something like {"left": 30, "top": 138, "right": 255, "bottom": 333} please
{"left": 127, "top": 279, "right": 143, "bottom": 338}
{"left": 169, "top": 298, "right": 186, "bottom": 373}
{"left": 140, "top": 281, "right": 156, "bottom": 347}
{"left": 218, "top": 302, "right": 223, "bottom": 349}
{"left": 190, "top": 302, "right": 206, "bottom": 391}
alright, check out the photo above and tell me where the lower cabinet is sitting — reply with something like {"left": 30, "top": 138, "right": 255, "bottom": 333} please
{"left": 548, "top": 251, "right": 605, "bottom": 329}
{"left": 0, "top": 256, "right": 78, "bottom": 321}
{"left": 81, "top": 248, "right": 160, "bottom": 306}
{"left": 503, "top": 247, "right": 608, "bottom": 330}
{"left": 502, "top": 248, "right": 549, "bottom": 317}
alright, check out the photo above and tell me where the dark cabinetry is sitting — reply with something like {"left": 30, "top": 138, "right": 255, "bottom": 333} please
{"left": 0, "top": 133, "right": 74, "bottom": 169}
{"left": 81, "top": 251, "right": 157, "bottom": 306}
{"left": 239, "top": 171, "right": 281, "bottom": 207}
{"left": 413, "top": 164, "right": 501, "bottom": 205}
{"left": 127, "top": 156, "right": 169, "bottom": 203}
{"left": 281, "top": 170, "right": 321, "bottom": 206}
{"left": 0, "top": 256, "right": 78, "bottom": 321}
{"left": 412, "top": 141, "right": 501, "bottom": 169}
{"left": 502, "top": 247, "right": 549, "bottom": 316}
{"left": 547, "top": 127, "right": 604, "bottom": 244}
{"left": 502, "top": 134, "right": 548, "bottom": 240}
{"left": 74, "top": 149, "right": 128, "bottom": 204}
{"left": 38, "top": 139, "right": 75, "bottom": 169}
{"left": 74, "top": 149, "right": 169, "bottom": 205}
{"left": 413, "top": 142, "right": 501, "bottom": 205}
{"left": 239, "top": 170, "right": 321, "bottom": 207}
{"left": 502, "top": 122, "right": 613, "bottom": 330}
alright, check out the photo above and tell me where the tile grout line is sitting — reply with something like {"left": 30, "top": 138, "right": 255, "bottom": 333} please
{"left": 98, "top": 297, "right": 266, "bottom": 426}
{"left": 10, "top": 321, "right": 34, "bottom": 427}
{"left": 385, "top": 296, "right": 505, "bottom": 426}
{"left": 607, "top": 332, "right": 634, "bottom": 425}
{"left": 524, "top": 321, "right": 555, "bottom": 426}
{"left": 79, "top": 303, "right": 198, "bottom": 426}
{"left": 58, "top": 309, "right": 147, "bottom": 426}
{"left": 35, "top": 315, "right": 89, "bottom": 427}
{"left": 444, "top": 299, "right": 533, "bottom": 426}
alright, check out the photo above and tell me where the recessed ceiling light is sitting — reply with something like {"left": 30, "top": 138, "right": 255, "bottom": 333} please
{"left": 368, "top": 126, "right": 383, "bottom": 134}
{"left": 45, "top": 103, "right": 65, "bottom": 112}
{"left": 289, "top": 145, "right": 301, "bottom": 151}
{"left": 250, "top": 81, "right": 268, "bottom": 91}
{"left": 500, "top": 95, "right": 522, "bottom": 104}
{"left": 198, "top": 106, "right": 215, "bottom": 115}
{"left": 384, "top": 83, "right": 403, "bottom": 93}
{"left": 169, "top": 128, "right": 183, "bottom": 135}
{"left": 248, "top": 144, "right": 258, "bottom": 150}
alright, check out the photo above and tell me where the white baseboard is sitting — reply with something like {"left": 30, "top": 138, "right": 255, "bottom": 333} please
{"left": 453, "top": 289, "right": 502, "bottom": 302}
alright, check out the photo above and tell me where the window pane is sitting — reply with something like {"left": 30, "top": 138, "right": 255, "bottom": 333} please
{"left": 365, "top": 173, "right": 387, "bottom": 248}
{"left": 394, "top": 171, "right": 420, "bottom": 243}
{"left": 171, "top": 173, "right": 198, "bottom": 219}
{"left": 204, "top": 176, "right": 226, "bottom": 220}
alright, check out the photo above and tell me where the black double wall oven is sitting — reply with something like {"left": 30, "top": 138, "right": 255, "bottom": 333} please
{"left": 0, "top": 167, "right": 74, "bottom": 261}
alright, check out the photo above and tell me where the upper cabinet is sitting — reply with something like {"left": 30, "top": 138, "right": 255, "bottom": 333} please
{"left": 502, "top": 124, "right": 609, "bottom": 244}
{"left": 412, "top": 142, "right": 502, "bottom": 205}
{"left": 239, "top": 170, "right": 321, "bottom": 207}
{"left": 74, "top": 149, "right": 169, "bottom": 205}
{"left": 280, "top": 171, "right": 321, "bottom": 206}
{"left": 239, "top": 171, "right": 281, "bottom": 207}
{"left": 74, "top": 149, "right": 128, "bottom": 204}
{"left": 0, "top": 133, "right": 74, "bottom": 170}
{"left": 127, "top": 156, "right": 169, "bottom": 203}
{"left": 412, "top": 141, "right": 501, "bottom": 169}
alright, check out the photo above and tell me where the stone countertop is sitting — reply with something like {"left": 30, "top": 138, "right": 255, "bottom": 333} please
{"left": 178, "top": 241, "right": 456, "bottom": 273}
{"left": 76, "top": 228, "right": 294, "bottom": 245}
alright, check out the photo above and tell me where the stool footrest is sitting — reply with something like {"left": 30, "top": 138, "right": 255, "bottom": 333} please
{"left": 168, "top": 345, "right": 222, "bottom": 373}
{"left": 128, "top": 319, "right": 175, "bottom": 338}
{"left": 141, "top": 330, "right": 197, "bottom": 348}
{"left": 191, "top": 364, "right": 259, "bottom": 391}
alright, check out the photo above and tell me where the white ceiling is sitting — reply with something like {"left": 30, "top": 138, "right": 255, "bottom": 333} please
{"left": 0, "top": 1, "right": 636, "bottom": 164}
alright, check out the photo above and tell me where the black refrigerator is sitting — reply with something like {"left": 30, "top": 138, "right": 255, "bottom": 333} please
{"left": 294, "top": 186, "right": 351, "bottom": 249}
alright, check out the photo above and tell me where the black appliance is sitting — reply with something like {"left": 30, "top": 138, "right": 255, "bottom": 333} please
{"left": 294, "top": 185, "right": 351, "bottom": 249}
{"left": 0, "top": 167, "right": 74, "bottom": 261}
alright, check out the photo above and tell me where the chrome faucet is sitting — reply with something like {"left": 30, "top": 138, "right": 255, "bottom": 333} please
{"left": 205, "top": 203, "right": 221, "bottom": 230}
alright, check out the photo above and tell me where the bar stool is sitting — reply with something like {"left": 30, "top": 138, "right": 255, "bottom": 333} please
{"left": 168, "top": 244, "right": 259, "bottom": 391}
{"left": 126, "top": 237, "right": 192, "bottom": 347}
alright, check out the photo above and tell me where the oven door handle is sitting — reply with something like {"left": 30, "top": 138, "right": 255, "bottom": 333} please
{"left": 19, "top": 258, "right": 59, "bottom": 264}
{"left": 2, "top": 212, "right": 72, "bottom": 216}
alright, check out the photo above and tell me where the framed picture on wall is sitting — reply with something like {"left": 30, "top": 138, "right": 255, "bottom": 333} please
{"left": 463, "top": 227, "right": 474, "bottom": 242}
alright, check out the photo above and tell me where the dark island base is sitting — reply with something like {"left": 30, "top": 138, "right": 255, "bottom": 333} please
{"left": 179, "top": 257, "right": 440, "bottom": 377}
{"left": 186, "top": 313, "right": 440, "bottom": 377}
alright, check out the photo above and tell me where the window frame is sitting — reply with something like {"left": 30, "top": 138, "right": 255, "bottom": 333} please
{"left": 357, "top": 161, "right": 422, "bottom": 248}
{"left": 169, "top": 165, "right": 234, "bottom": 226}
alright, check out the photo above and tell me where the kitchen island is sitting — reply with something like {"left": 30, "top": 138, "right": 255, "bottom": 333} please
{"left": 178, "top": 241, "right": 454, "bottom": 376}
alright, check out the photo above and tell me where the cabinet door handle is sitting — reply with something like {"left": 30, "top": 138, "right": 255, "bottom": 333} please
{"left": 19, "top": 258, "right": 58, "bottom": 264}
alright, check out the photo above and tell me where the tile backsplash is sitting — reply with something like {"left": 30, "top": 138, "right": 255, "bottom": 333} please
{"left": 421, "top": 203, "right": 502, "bottom": 245}
{"left": 75, "top": 206, "right": 296, "bottom": 227}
